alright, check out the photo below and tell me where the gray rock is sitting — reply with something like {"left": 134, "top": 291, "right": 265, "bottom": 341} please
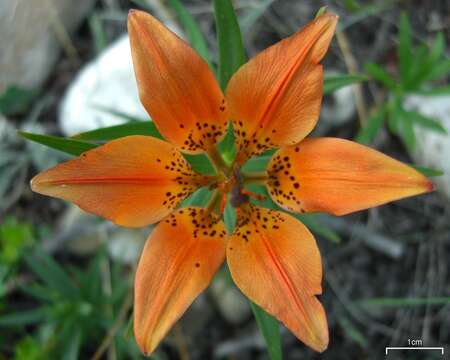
{"left": 0, "top": 0, "right": 95, "bottom": 92}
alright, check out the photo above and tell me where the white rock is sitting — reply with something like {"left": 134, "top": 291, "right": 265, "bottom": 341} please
{"left": 58, "top": 14, "right": 186, "bottom": 137}
{"left": 59, "top": 35, "right": 148, "bottom": 136}
{"left": 404, "top": 95, "right": 450, "bottom": 199}
{"left": 0, "top": 0, "right": 94, "bottom": 92}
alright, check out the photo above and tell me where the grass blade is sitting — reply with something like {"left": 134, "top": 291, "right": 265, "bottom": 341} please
{"left": 24, "top": 251, "right": 80, "bottom": 300}
{"left": 73, "top": 121, "right": 163, "bottom": 141}
{"left": 365, "top": 63, "right": 397, "bottom": 90}
{"left": 250, "top": 302, "right": 282, "bottom": 360}
{"left": 19, "top": 131, "right": 97, "bottom": 156}
{"left": 323, "top": 74, "right": 368, "bottom": 95}
{"left": 407, "top": 110, "right": 447, "bottom": 134}
{"left": 213, "top": 0, "right": 246, "bottom": 90}
{"left": 410, "top": 165, "right": 444, "bottom": 177}
{"left": 0, "top": 308, "right": 48, "bottom": 326}
{"left": 355, "top": 106, "right": 385, "bottom": 144}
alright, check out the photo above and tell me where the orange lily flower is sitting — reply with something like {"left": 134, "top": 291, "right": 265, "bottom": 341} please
{"left": 31, "top": 9, "right": 433, "bottom": 355}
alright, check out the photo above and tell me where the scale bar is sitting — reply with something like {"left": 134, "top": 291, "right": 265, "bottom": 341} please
{"left": 385, "top": 347, "right": 444, "bottom": 355}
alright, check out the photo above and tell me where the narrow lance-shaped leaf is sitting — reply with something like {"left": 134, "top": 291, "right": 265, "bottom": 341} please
{"left": 406, "top": 110, "right": 447, "bottom": 134}
{"left": 427, "top": 58, "right": 450, "bottom": 82}
{"left": 250, "top": 302, "right": 283, "bottom": 360}
{"left": 213, "top": 0, "right": 246, "bottom": 90}
{"left": 410, "top": 165, "right": 444, "bottom": 177}
{"left": 73, "top": 121, "right": 163, "bottom": 142}
{"left": 24, "top": 250, "right": 80, "bottom": 300}
{"left": 19, "top": 131, "right": 97, "bottom": 156}
{"left": 355, "top": 105, "right": 385, "bottom": 144}
{"left": 399, "top": 112, "right": 416, "bottom": 152}
{"left": 323, "top": 73, "right": 368, "bottom": 95}
{"left": 365, "top": 63, "right": 397, "bottom": 90}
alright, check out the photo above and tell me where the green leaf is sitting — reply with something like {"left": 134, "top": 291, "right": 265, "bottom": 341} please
{"left": 398, "top": 13, "right": 412, "bottom": 85}
{"left": 214, "top": 0, "right": 246, "bottom": 90}
{"left": 365, "top": 63, "right": 397, "bottom": 89}
{"left": 410, "top": 165, "right": 444, "bottom": 177}
{"left": 323, "top": 74, "right": 368, "bottom": 95}
{"left": 250, "top": 302, "right": 282, "bottom": 360}
{"left": 25, "top": 251, "right": 80, "bottom": 300}
{"left": 182, "top": 187, "right": 212, "bottom": 207}
{"left": 355, "top": 106, "right": 385, "bottom": 144}
{"left": 183, "top": 154, "right": 215, "bottom": 175}
{"left": 0, "top": 217, "right": 34, "bottom": 262}
{"left": 167, "top": 0, "right": 213, "bottom": 69}
{"left": 0, "top": 308, "right": 48, "bottom": 326}
{"left": 0, "top": 86, "right": 38, "bottom": 116}
{"left": 405, "top": 45, "right": 433, "bottom": 90}
{"left": 399, "top": 115, "right": 416, "bottom": 152}
{"left": 386, "top": 96, "right": 402, "bottom": 134}
{"left": 242, "top": 152, "right": 273, "bottom": 172}
{"left": 19, "top": 131, "right": 97, "bottom": 156}
{"left": 73, "top": 121, "right": 163, "bottom": 141}
{"left": 426, "top": 58, "right": 450, "bottom": 81}
{"left": 62, "top": 328, "right": 81, "bottom": 360}
{"left": 13, "top": 336, "right": 47, "bottom": 360}
{"left": 430, "top": 32, "right": 445, "bottom": 63}
{"left": 406, "top": 110, "right": 447, "bottom": 134}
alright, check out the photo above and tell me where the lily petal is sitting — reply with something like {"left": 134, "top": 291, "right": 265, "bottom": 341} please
{"left": 128, "top": 10, "right": 227, "bottom": 154}
{"left": 267, "top": 138, "right": 434, "bottom": 215}
{"left": 227, "top": 205, "right": 328, "bottom": 352}
{"left": 226, "top": 13, "right": 338, "bottom": 163}
{"left": 134, "top": 207, "right": 227, "bottom": 355}
{"left": 31, "top": 136, "right": 209, "bottom": 227}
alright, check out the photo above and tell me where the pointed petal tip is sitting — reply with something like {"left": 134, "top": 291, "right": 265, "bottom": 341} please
{"left": 312, "top": 329, "right": 329, "bottom": 353}
{"left": 30, "top": 173, "right": 44, "bottom": 193}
